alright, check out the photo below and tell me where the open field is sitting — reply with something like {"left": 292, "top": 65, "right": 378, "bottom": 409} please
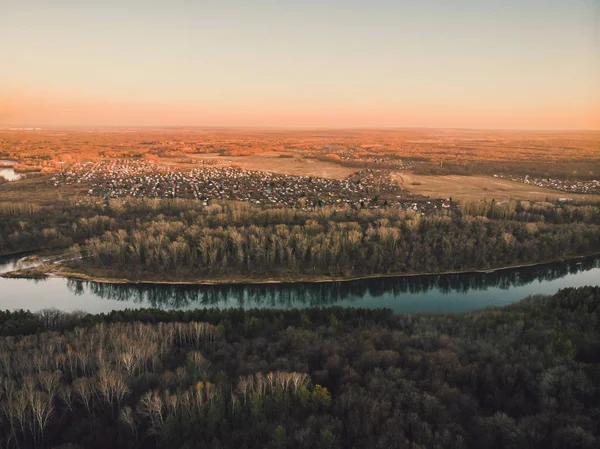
{"left": 187, "top": 152, "right": 357, "bottom": 179}
{"left": 396, "top": 172, "right": 600, "bottom": 203}
{"left": 0, "top": 175, "right": 88, "bottom": 206}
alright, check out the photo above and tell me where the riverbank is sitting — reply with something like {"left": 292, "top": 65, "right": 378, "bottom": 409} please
{"left": 0, "top": 249, "right": 40, "bottom": 259}
{"left": 0, "top": 249, "right": 72, "bottom": 262}
{"left": 0, "top": 251, "right": 80, "bottom": 276}
{"left": 3, "top": 251, "right": 600, "bottom": 286}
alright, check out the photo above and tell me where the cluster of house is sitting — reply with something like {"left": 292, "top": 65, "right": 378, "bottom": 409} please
{"left": 311, "top": 147, "right": 417, "bottom": 169}
{"left": 494, "top": 174, "right": 600, "bottom": 195}
{"left": 182, "top": 158, "right": 235, "bottom": 166}
{"left": 51, "top": 160, "right": 456, "bottom": 212}
{"left": 370, "top": 156, "right": 417, "bottom": 169}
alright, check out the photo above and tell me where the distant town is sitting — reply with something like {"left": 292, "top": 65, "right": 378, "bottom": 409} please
{"left": 495, "top": 174, "right": 600, "bottom": 195}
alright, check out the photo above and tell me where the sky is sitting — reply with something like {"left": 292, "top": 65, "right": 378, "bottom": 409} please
{"left": 1, "top": 0, "right": 599, "bottom": 129}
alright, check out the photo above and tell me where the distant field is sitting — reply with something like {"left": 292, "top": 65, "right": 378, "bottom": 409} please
{"left": 1, "top": 127, "right": 598, "bottom": 203}
{"left": 0, "top": 175, "right": 89, "bottom": 205}
{"left": 189, "top": 153, "right": 357, "bottom": 179}
{"left": 395, "top": 172, "right": 600, "bottom": 203}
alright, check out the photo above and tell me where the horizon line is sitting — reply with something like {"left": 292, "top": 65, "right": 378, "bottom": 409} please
{"left": 1, "top": 124, "right": 599, "bottom": 133}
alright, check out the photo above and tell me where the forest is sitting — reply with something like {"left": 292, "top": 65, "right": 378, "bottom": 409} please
{"left": 413, "top": 160, "right": 600, "bottom": 181}
{"left": 2, "top": 196, "right": 600, "bottom": 281}
{"left": 0, "top": 286, "right": 598, "bottom": 448}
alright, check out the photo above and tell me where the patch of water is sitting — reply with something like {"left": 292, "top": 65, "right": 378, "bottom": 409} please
{"left": 0, "top": 254, "right": 598, "bottom": 313}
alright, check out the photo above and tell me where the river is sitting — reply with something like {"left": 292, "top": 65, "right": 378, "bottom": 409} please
{"left": 0, "top": 254, "right": 598, "bottom": 313}
{"left": 0, "top": 159, "right": 21, "bottom": 181}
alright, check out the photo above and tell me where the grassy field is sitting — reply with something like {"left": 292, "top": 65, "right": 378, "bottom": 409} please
{"left": 0, "top": 175, "right": 90, "bottom": 206}
{"left": 186, "top": 152, "right": 357, "bottom": 179}
{"left": 395, "top": 172, "right": 600, "bottom": 203}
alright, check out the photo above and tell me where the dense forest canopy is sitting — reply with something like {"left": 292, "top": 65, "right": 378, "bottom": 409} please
{"left": 0, "top": 286, "right": 598, "bottom": 449}
{"left": 2, "top": 197, "right": 600, "bottom": 281}
{"left": 412, "top": 160, "right": 600, "bottom": 181}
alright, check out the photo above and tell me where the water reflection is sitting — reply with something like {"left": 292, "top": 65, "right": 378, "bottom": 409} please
{"left": 62, "top": 256, "right": 600, "bottom": 309}
{"left": 0, "top": 160, "right": 21, "bottom": 181}
{"left": 0, "top": 252, "right": 42, "bottom": 274}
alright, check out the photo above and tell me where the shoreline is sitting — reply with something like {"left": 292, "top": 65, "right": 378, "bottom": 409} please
{"left": 0, "top": 249, "right": 42, "bottom": 259}
{"left": 4, "top": 252, "right": 599, "bottom": 286}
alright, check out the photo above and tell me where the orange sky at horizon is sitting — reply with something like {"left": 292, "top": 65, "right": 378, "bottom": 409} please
{"left": 2, "top": 90, "right": 598, "bottom": 130}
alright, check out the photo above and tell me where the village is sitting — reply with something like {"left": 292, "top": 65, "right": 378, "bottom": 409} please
{"left": 495, "top": 174, "right": 600, "bottom": 195}
{"left": 51, "top": 159, "right": 454, "bottom": 212}
{"left": 308, "top": 146, "right": 419, "bottom": 169}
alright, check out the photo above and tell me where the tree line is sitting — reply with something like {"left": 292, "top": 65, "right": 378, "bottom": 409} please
{"left": 413, "top": 160, "right": 600, "bottom": 181}
{"left": 71, "top": 213, "right": 600, "bottom": 280}
{"left": 67, "top": 199, "right": 600, "bottom": 280}
{"left": 2, "top": 197, "right": 600, "bottom": 280}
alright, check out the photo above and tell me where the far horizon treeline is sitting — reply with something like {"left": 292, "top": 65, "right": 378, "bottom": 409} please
{"left": 0, "top": 286, "right": 599, "bottom": 448}
{"left": 412, "top": 159, "right": 600, "bottom": 181}
{"left": 1, "top": 197, "right": 600, "bottom": 280}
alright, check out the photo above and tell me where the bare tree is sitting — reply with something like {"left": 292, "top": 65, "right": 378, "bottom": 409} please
{"left": 187, "top": 351, "right": 209, "bottom": 376}
{"left": 73, "top": 377, "right": 95, "bottom": 416}
{"left": 238, "top": 376, "right": 251, "bottom": 404}
{"left": 175, "top": 366, "right": 186, "bottom": 385}
{"left": 230, "top": 392, "right": 239, "bottom": 414}
{"left": 97, "top": 368, "right": 128, "bottom": 409}
{"left": 30, "top": 391, "right": 53, "bottom": 444}
{"left": 65, "top": 345, "right": 78, "bottom": 379}
{"left": 77, "top": 350, "right": 92, "bottom": 377}
{"left": 58, "top": 385, "right": 74, "bottom": 413}
{"left": 137, "top": 391, "right": 165, "bottom": 437}
{"left": 36, "top": 308, "right": 64, "bottom": 329}
{"left": 119, "top": 405, "right": 138, "bottom": 442}
{"left": 290, "top": 372, "right": 309, "bottom": 392}
{"left": 119, "top": 352, "right": 136, "bottom": 378}
{"left": 38, "top": 370, "right": 61, "bottom": 405}
{"left": 32, "top": 353, "right": 49, "bottom": 375}
{"left": 163, "top": 393, "right": 179, "bottom": 416}
{"left": 8, "top": 390, "right": 30, "bottom": 447}
{"left": 112, "top": 373, "right": 129, "bottom": 409}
